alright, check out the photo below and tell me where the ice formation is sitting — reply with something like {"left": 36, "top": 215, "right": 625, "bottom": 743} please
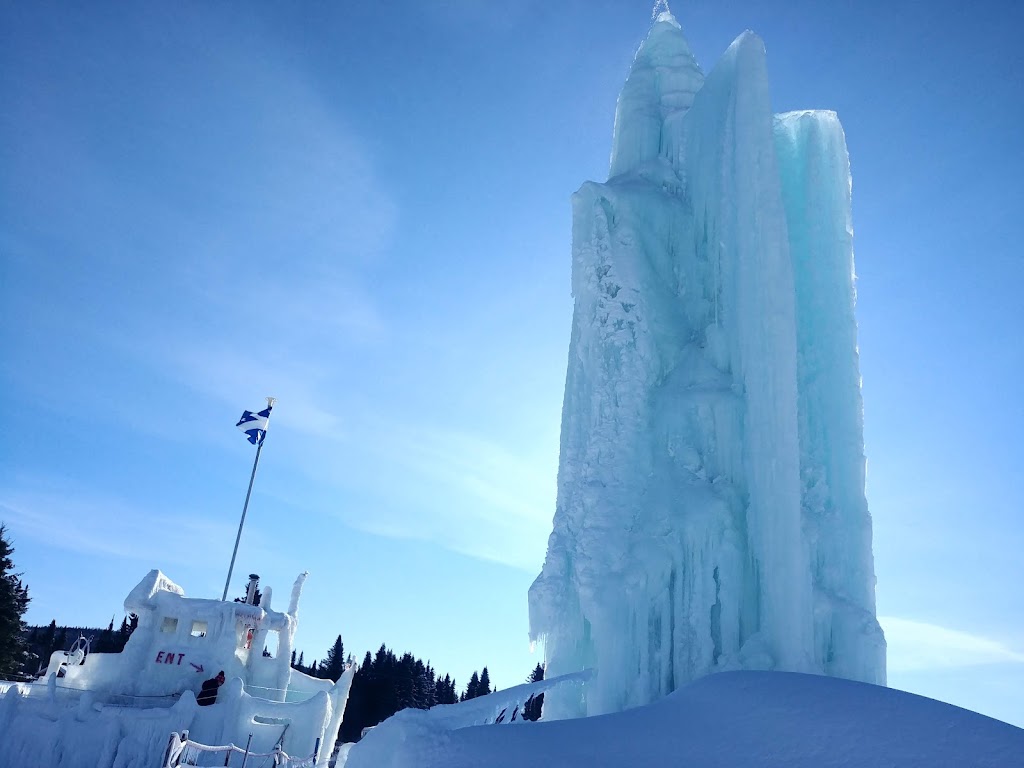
{"left": 0, "top": 571, "right": 353, "bottom": 767}
{"left": 529, "top": 11, "right": 886, "bottom": 718}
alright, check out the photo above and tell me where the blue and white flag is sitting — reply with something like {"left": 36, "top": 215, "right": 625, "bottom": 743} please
{"left": 236, "top": 404, "right": 273, "bottom": 445}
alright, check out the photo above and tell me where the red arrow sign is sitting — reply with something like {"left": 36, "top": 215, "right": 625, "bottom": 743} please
{"left": 191, "top": 662, "right": 204, "bottom": 673}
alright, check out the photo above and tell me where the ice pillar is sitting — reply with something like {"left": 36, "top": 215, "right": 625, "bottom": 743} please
{"left": 529, "top": 14, "right": 885, "bottom": 719}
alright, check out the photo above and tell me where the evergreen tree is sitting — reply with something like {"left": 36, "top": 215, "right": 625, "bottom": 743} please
{"left": 434, "top": 673, "right": 458, "bottom": 705}
{"left": 523, "top": 663, "right": 545, "bottom": 721}
{"left": 478, "top": 667, "right": 492, "bottom": 697}
{"left": 121, "top": 614, "right": 138, "bottom": 651}
{"left": 117, "top": 617, "right": 131, "bottom": 651}
{"left": 54, "top": 627, "right": 68, "bottom": 654}
{"left": 373, "top": 644, "right": 399, "bottom": 718}
{"left": 395, "top": 652, "right": 416, "bottom": 709}
{"left": 20, "top": 625, "right": 41, "bottom": 677}
{"left": 321, "top": 635, "right": 346, "bottom": 681}
{"left": 95, "top": 618, "right": 117, "bottom": 653}
{"left": 463, "top": 671, "right": 480, "bottom": 701}
{"left": 27, "top": 618, "right": 60, "bottom": 672}
{"left": 0, "top": 525, "right": 31, "bottom": 679}
{"left": 41, "top": 619, "right": 56, "bottom": 657}
{"left": 233, "top": 584, "right": 262, "bottom": 606}
{"left": 417, "top": 661, "right": 436, "bottom": 709}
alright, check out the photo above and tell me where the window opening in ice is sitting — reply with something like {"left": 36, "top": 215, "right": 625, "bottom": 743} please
{"left": 161, "top": 617, "right": 178, "bottom": 633}
{"left": 190, "top": 620, "right": 208, "bottom": 638}
{"left": 254, "top": 715, "right": 291, "bottom": 726}
{"left": 263, "top": 629, "right": 280, "bottom": 658}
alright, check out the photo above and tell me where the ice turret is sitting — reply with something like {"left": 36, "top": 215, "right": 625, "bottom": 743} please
{"left": 609, "top": 11, "right": 703, "bottom": 177}
{"left": 529, "top": 15, "right": 885, "bottom": 719}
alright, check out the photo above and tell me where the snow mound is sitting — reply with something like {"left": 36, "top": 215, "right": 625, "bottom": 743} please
{"left": 346, "top": 671, "right": 1023, "bottom": 768}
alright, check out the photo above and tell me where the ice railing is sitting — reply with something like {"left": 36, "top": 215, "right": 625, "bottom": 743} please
{"left": 162, "top": 730, "right": 320, "bottom": 768}
{"left": 369, "top": 669, "right": 593, "bottom": 734}
{"left": 0, "top": 674, "right": 321, "bottom": 709}
{"left": 0, "top": 677, "right": 182, "bottom": 709}
{"left": 433, "top": 669, "right": 592, "bottom": 728}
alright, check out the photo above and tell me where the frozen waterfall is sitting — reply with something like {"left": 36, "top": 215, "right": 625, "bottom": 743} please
{"left": 528, "top": 13, "right": 886, "bottom": 719}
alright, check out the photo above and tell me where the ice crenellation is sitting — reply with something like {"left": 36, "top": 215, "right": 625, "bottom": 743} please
{"left": 529, "top": 16, "right": 886, "bottom": 718}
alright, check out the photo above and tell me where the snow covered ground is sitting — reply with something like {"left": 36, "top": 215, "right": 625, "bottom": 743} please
{"left": 346, "top": 671, "right": 1024, "bottom": 768}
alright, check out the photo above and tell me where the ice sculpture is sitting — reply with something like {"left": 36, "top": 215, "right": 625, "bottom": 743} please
{"left": 528, "top": 10, "right": 886, "bottom": 718}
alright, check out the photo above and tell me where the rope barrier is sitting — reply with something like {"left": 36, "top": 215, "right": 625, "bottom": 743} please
{"left": 15, "top": 678, "right": 322, "bottom": 707}
{"left": 18, "top": 680, "right": 179, "bottom": 698}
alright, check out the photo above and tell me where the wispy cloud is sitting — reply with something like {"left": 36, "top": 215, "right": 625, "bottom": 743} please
{"left": 254, "top": 415, "right": 557, "bottom": 573}
{"left": 0, "top": 487, "right": 278, "bottom": 569}
{"left": 880, "top": 616, "right": 1024, "bottom": 673}
{"left": 392, "top": 426, "right": 555, "bottom": 524}
{"left": 1, "top": 2, "right": 564, "bottom": 578}
{"left": 360, "top": 423, "right": 556, "bottom": 570}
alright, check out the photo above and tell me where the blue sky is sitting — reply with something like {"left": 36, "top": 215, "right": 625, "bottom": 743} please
{"left": 2, "top": 0, "right": 1022, "bottom": 727}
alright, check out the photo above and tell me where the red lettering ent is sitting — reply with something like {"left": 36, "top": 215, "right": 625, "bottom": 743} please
{"left": 155, "top": 652, "right": 164, "bottom": 663}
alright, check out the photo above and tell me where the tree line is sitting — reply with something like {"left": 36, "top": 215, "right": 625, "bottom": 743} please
{"left": 19, "top": 615, "right": 138, "bottom": 676}
{"left": 290, "top": 634, "right": 547, "bottom": 742}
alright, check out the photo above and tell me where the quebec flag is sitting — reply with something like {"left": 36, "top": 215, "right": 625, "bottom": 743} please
{"left": 236, "top": 405, "right": 272, "bottom": 445}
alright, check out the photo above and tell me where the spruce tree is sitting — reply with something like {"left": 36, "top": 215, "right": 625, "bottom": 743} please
{"left": 322, "top": 635, "right": 346, "bottom": 681}
{"left": 418, "top": 661, "right": 436, "bottom": 709}
{"left": 395, "top": 652, "right": 416, "bottom": 710}
{"left": 42, "top": 619, "right": 56, "bottom": 656}
{"left": 0, "top": 525, "right": 30, "bottom": 679}
{"left": 120, "top": 613, "right": 138, "bottom": 651}
{"left": 524, "top": 663, "right": 545, "bottom": 721}
{"left": 478, "top": 667, "right": 491, "bottom": 696}
{"left": 434, "top": 674, "right": 457, "bottom": 705}
{"left": 117, "top": 617, "right": 131, "bottom": 651}
{"left": 95, "top": 618, "right": 117, "bottom": 653}
{"left": 464, "top": 670, "right": 480, "bottom": 701}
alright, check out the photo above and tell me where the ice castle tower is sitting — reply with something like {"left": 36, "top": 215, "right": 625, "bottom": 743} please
{"left": 528, "top": 10, "right": 886, "bottom": 718}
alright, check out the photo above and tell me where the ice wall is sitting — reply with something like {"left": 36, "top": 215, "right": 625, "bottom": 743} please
{"left": 529, "top": 13, "right": 884, "bottom": 719}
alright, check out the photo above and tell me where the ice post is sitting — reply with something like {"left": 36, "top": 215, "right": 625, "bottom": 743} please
{"left": 529, "top": 12, "right": 886, "bottom": 718}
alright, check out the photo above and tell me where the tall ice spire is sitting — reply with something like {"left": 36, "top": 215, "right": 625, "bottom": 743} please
{"left": 530, "top": 11, "right": 885, "bottom": 720}
{"left": 609, "top": 4, "right": 703, "bottom": 177}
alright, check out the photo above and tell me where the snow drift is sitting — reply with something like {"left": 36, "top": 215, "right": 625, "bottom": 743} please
{"left": 345, "top": 671, "right": 1024, "bottom": 768}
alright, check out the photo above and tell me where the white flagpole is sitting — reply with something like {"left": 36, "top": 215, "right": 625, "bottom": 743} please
{"left": 222, "top": 397, "right": 276, "bottom": 602}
